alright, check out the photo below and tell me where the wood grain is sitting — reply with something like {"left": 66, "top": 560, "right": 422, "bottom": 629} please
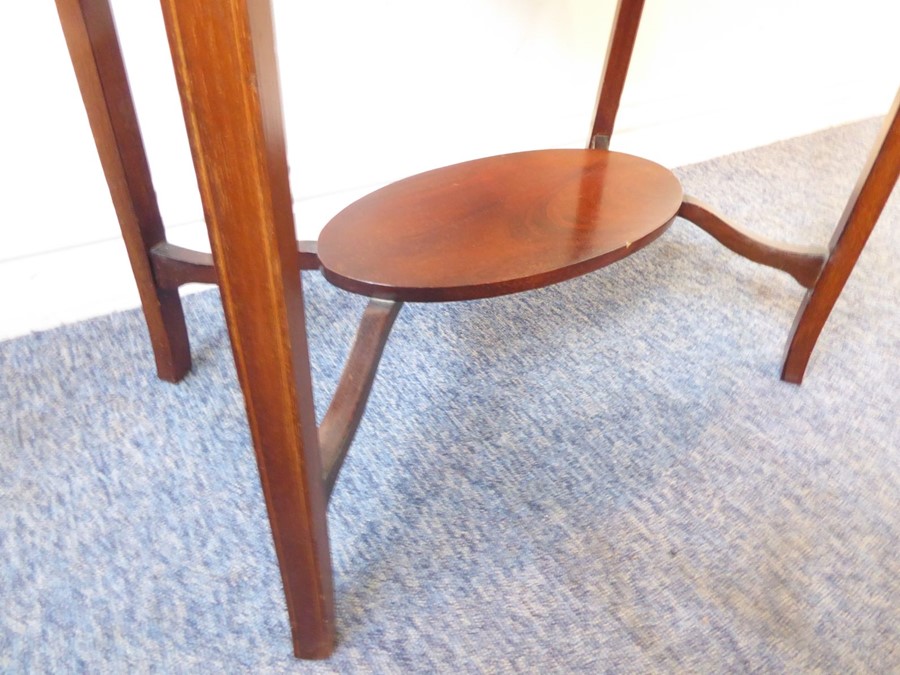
{"left": 590, "top": 0, "right": 645, "bottom": 147}
{"left": 159, "top": 0, "right": 335, "bottom": 658}
{"left": 320, "top": 299, "right": 403, "bottom": 499}
{"left": 678, "top": 196, "right": 827, "bottom": 288}
{"left": 782, "top": 87, "right": 900, "bottom": 384}
{"left": 150, "top": 240, "right": 321, "bottom": 290}
{"left": 55, "top": 0, "right": 191, "bottom": 382}
{"left": 318, "top": 149, "right": 682, "bottom": 301}
{"left": 150, "top": 242, "right": 216, "bottom": 289}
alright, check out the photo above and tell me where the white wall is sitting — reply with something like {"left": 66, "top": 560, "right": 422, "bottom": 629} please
{"left": 1, "top": 0, "right": 897, "bottom": 339}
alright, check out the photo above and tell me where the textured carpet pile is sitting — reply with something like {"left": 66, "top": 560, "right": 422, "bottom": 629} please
{"left": 2, "top": 120, "right": 898, "bottom": 672}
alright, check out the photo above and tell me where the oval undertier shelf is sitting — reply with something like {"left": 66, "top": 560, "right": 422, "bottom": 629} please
{"left": 318, "top": 149, "right": 684, "bottom": 302}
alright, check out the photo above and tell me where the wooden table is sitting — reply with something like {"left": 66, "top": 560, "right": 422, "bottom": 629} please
{"left": 56, "top": 0, "right": 900, "bottom": 659}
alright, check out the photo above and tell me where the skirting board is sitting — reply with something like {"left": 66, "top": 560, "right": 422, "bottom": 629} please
{"left": 1, "top": 78, "right": 893, "bottom": 341}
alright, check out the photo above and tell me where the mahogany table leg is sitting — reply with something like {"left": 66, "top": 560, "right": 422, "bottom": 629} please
{"left": 589, "top": 0, "right": 645, "bottom": 149}
{"left": 159, "top": 0, "right": 335, "bottom": 658}
{"left": 55, "top": 0, "right": 191, "bottom": 382}
{"left": 782, "top": 88, "right": 900, "bottom": 384}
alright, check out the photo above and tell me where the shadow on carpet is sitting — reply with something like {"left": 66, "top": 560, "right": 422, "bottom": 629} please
{"left": 2, "top": 119, "right": 898, "bottom": 672}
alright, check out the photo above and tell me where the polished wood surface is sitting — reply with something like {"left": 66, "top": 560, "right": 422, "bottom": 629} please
{"left": 319, "top": 150, "right": 683, "bottom": 301}
{"left": 57, "top": 0, "right": 898, "bottom": 660}
{"left": 590, "top": 0, "right": 645, "bottom": 148}
{"left": 320, "top": 299, "right": 403, "bottom": 499}
{"left": 159, "top": 0, "right": 335, "bottom": 658}
{"left": 782, "top": 86, "right": 900, "bottom": 384}
{"left": 55, "top": 0, "right": 191, "bottom": 382}
{"left": 150, "top": 242, "right": 217, "bottom": 289}
{"left": 678, "top": 196, "right": 827, "bottom": 288}
{"left": 150, "top": 240, "right": 320, "bottom": 290}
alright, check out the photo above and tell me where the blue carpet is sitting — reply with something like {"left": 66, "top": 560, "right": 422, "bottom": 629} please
{"left": 2, "top": 120, "right": 898, "bottom": 672}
